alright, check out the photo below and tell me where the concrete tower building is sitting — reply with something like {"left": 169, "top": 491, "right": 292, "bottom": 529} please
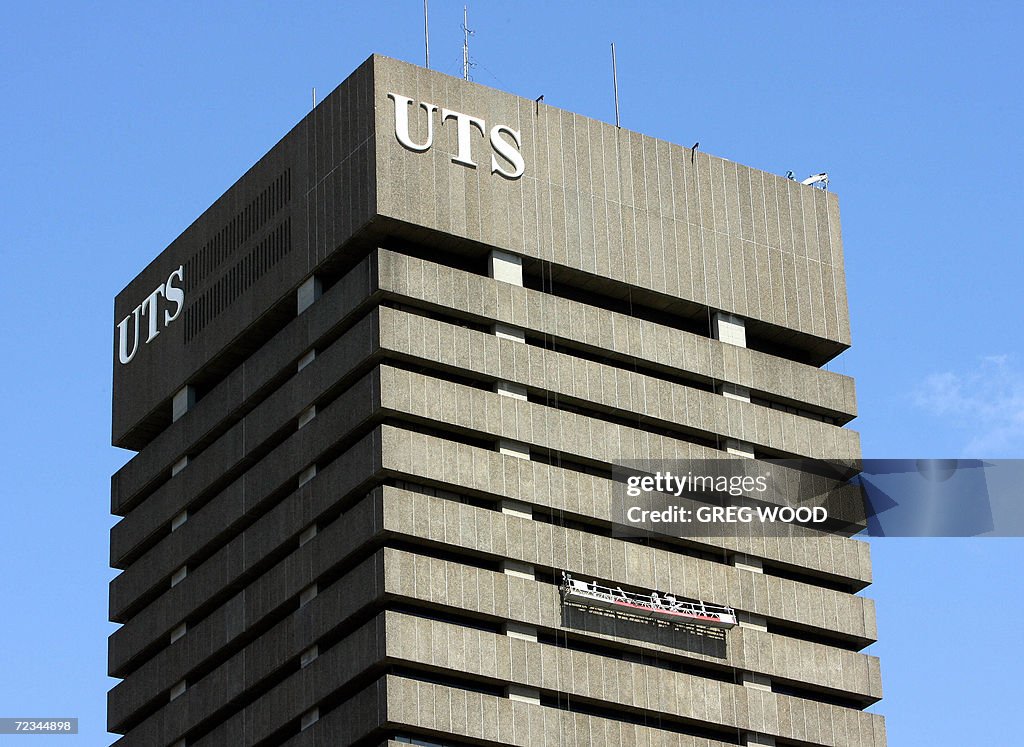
{"left": 109, "top": 56, "right": 884, "bottom": 746}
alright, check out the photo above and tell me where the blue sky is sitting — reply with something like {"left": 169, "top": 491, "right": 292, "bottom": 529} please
{"left": 1, "top": 2, "right": 1021, "bottom": 744}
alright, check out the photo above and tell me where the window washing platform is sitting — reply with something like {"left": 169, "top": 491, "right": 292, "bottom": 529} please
{"left": 560, "top": 572, "right": 737, "bottom": 629}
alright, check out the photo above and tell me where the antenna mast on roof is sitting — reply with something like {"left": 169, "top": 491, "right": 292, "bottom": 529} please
{"left": 610, "top": 42, "right": 621, "bottom": 128}
{"left": 423, "top": 0, "right": 430, "bottom": 68}
{"left": 462, "top": 5, "right": 474, "bottom": 81}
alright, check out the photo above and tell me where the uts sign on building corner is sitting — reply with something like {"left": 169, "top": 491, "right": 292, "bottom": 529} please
{"left": 116, "top": 86, "right": 522, "bottom": 369}
{"left": 387, "top": 92, "right": 525, "bottom": 179}
{"left": 115, "top": 265, "right": 184, "bottom": 365}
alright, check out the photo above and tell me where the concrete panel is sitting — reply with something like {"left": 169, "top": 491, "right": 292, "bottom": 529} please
{"left": 379, "top": 547, "right": 880, "bottom": 702}
{"left": 376, "top": 249, "right": 857, "bottom": 421}
{"left": 381, "top": 611, "right": 882, "bottom": 747}
{"left": 380, "top": 426, "right": 868, "bottom": 582}
{"left": 378, "top": 485, "right": 875, "bottom": 643}
{"left": 378, "top": 306, "right": 856, "bottom": 460}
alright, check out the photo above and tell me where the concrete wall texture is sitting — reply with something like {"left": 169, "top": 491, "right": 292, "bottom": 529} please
{"left": 109, "top": 55, "right": 884, "bottom": 746}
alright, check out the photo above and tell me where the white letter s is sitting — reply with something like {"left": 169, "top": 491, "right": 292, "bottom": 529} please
{"left": 490, "top": 124, "right": 524, "bottom": 179}
{"left": 164, "top": 265, "right": 185, "bottom": 325}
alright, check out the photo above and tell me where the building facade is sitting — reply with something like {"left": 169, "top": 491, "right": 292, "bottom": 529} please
{"left": 109, "top": 55, "right": 885, "bottom": 746}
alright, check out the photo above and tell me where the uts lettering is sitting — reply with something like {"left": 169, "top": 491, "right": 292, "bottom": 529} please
{"left": 116, "top": 265, "right": 185, "bottom": 365}
{"left": 387, "top": 93, "right": 525, "bottom": 179}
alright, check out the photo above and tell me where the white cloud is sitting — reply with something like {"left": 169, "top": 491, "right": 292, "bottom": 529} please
{"left": 915, "top": 356, "right": 1024, "bottom": 457}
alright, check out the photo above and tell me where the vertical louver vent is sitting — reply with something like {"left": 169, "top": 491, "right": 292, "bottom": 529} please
{"left": 185, "top": 169, "right": 292, "bottom": 292}
{"left": 183, "top": 218, "right": 293, "bottom": 341}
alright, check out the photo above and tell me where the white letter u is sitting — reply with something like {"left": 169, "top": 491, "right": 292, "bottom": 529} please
{"left": 117, "top": 306, "right": 141, "bottom": 364}
{"left": 387, "top": 93, "right": 437, "bottom": 152}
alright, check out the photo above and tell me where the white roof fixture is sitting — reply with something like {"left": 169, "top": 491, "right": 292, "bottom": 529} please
{"left": 801, "top": 172, "right": 829, "bottom": 189}
{"left": 560, "top": 572, "right": 737, "bottom": 629}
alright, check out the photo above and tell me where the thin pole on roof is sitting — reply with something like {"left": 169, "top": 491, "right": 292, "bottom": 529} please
{"left": 462, "top": 6, "right": 474, "bottom": 81}
{"left": 611, "top": 43, "right": 621, "bottom": 128}
{"left": 423, "top": 0, "right": 430, "bottom": 68}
